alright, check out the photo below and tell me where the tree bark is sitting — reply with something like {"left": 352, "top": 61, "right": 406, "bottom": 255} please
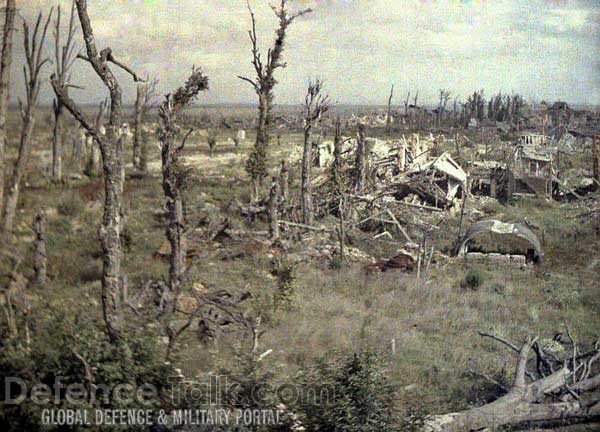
{"left": 0, "top": 0, "right": 16, "bottom": 213}
{"left": 32, "top": 210, "right": 47, "bottom": 286}
{"left": 301, "top": 124, "right": 313, "bottom": 225}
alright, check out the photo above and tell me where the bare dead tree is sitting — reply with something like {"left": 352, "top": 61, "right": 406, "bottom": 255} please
{"left": 51, "top": 1, "right": 78, "bottom": 183}
{"left": 238, "top": 0, "right": 312, "bottom": 199}
{"left": 0, "top": 0, "right": 16, "bottom": 211}
{"left": 301, "top": 78, "right": 329, "bottom": 225}
{"left": 83, "top": 98, "right": 106, "bottom": 176}
{"left": 331, "top": 116, "right": 344, "bottom": 196}
{"left": 422, "top": 332, "right": 600, "bottom": 431}
{"left": 278, "top": 159, "right": 288, "bottom": 216}
{"left": 51, "top": 0, "right": 146, "bottom": 343}
{"left": 437, "top": 89, "right": 451, "bottom": 127}
{"left": 158, "top": 68, "right": 209, "bottom": 315}
{"left": 32, "top": 210, "right": 47, "bottom": 287}
{"left": 268, "top": 176, "right": 279, "bottom": 240}
{"left": 354, "top": 122, "right": 367, "bottom": 193}
{"left": 133, "top": 77, "right": 158, "bottom": 173}
{"left": 0, "top": 10, "right": 53, "bottom": 239}
{"left": 386, "top": 84, "right": 394, "bottom": 135}
{"left": 207, "top": 128, "right": 217, "bottom": 157}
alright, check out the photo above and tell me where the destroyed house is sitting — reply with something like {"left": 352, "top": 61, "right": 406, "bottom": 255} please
{"left": 519, "top": 133, "right": 549, "bottom": 146}
{"left": 510, "top": 145, "right": 555, "bottom": 197}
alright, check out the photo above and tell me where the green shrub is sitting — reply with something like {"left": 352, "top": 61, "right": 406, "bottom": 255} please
{"left": 294, "top": 349, "right": 399, "bottom": 432}
{"left": 0, "top": 307, "right": 172, "bottom": 432}
{"left": 461, "top": 268, "right": 484, "bottom": 290}
{"left": 272, "top": 260, "right": 297, "bottom": 312}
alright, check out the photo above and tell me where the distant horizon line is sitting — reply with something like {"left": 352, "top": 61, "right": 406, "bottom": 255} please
{"left": 11, "top": 101, "right": 600, "bottom": 110}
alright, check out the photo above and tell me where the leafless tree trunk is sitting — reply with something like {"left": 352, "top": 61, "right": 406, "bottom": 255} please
{"left": 278, "top": 159, "right": 288, "bottom": 216}
{"left": 32, "top": 210, "right": 47, "bottom": 286}
{"left": 1, "top": 10, "right": 52, "bottom": 239}
{"left": 0, "top": 0, "right": 16, "bottom": 211}
{"left": 301, "top": 78, "right": 329, "bottom": 225}
{"left": 158, "top": 68, "right": 209, "bottom": 315}
{"left": 133, "top": 85, "right": 145, "bottom": 168}
{"left": 331, "top": 116, "right": 344, "bottom": 195}
{"left": 84, "top": 99, "right": 106, "bottom": 177}
{"left": 133, "top": 77, "right": 156, "bottom": 173}
{"left": 268, "top": 176, "right": 279, "bottom": 240}
{"left": 386, "top": 84, "right": 393, "bottom": 135}
{"left": 51, "top": 1, "right": 78, "bottom": 183}
{"left": 51, "top": 0, "right": 146, "bottom": 343}
{"left": 238, "top": 0, "right": 312, "bottom": 200}
{"left": 354, "top": 122, "right": 367, "bottom": 193}
{"left": 207, "top": 128, "right": 217, "bottom": 157}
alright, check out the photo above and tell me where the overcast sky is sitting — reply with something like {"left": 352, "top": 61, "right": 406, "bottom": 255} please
{"left": 13, "top": 0, "right": 600, "bottom": 107}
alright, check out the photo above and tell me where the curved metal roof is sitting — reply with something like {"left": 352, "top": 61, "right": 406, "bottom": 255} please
{"left": 457, "top": 220, "right": 544, "bottom": 263}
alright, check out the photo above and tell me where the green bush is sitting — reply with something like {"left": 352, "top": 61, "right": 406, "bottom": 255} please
{"left": 272, "top": 260, "right": 297, "bottom": 312}
{"left": 0, "top": 307, "right": 172, "bottom": 432}
{"left": 294, "top": 349, "right": 399, "bottom": 432}
{"left": 461, "top": 268, "right": 484, "bottom": 290}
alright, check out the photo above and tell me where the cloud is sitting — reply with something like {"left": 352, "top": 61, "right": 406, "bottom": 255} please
{"left": 9, "top": 0, "right": 600, "bottom": 106}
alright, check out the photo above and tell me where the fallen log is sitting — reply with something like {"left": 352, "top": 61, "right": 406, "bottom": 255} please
{"left": 422, "top": 334, "right": 600, "bottom": 432}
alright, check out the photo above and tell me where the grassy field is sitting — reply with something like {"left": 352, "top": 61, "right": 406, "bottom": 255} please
{"left": 2, "top": 109, "right": 599, "bottom": 429}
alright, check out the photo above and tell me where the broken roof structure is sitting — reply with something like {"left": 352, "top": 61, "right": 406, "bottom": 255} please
{"left": 457, "top": 220, "right": 544, "bottom": 264}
